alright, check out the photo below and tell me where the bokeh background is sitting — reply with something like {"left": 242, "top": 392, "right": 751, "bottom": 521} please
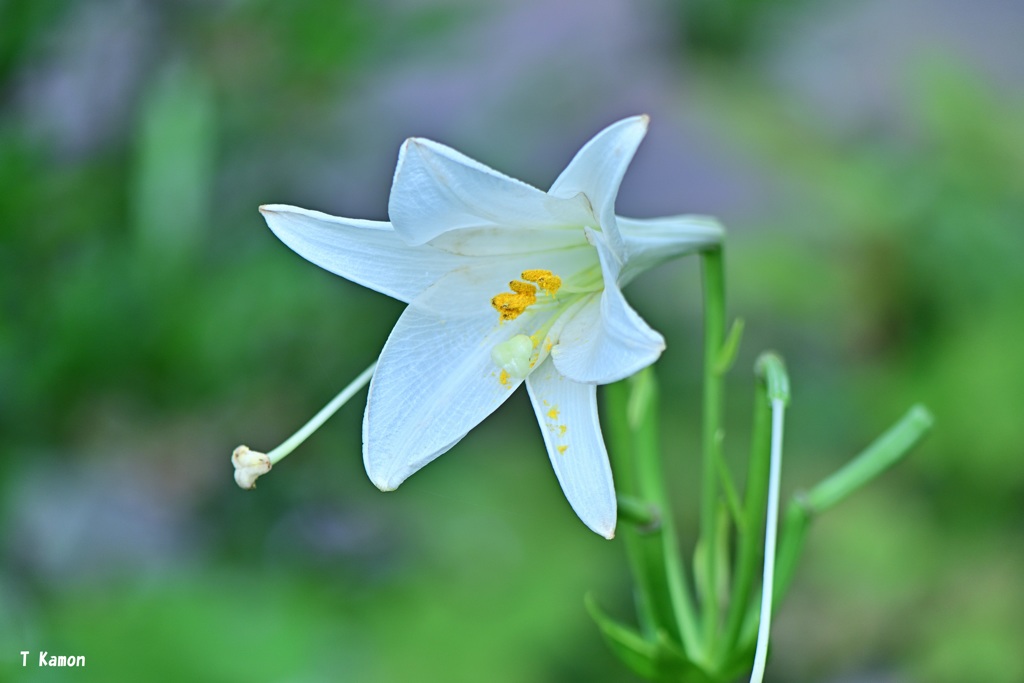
{"left": 2, "top": 1, "right": 1023, "bottom": 681}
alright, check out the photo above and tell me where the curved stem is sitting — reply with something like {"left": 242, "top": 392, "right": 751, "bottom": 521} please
{"left": 749, "top": 397, "right": 785, "bottom": 683}
{"left": 721, "top": 385, "right": 771, "bottom": 653}
{"left": 267, "top": 362, "right": 376, "bottom": 464}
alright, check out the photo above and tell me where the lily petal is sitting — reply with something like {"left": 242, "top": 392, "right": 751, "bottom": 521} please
{"left": 552, "top": 230, "right": 665, "bottom": 384}
{"left": 616, "top": 214, "right": 724, "bottom": 286}
{"left": 428, "top": 225, "right": 589, "bottom": 257}
{"left": 260, "top": 204, "right": 464, "bottom": 304}
{"left": 362, "top": 263, "right": 564, "bottom": 491}
{"left": 363, "top": 306, "right": 523, "bottom": 491}
{"left": 389, "top": 138, "right": 592, "bottom": 245}
{"left": 548, "top": 116, "right": 650, "bottom": 256}
{"left": 526, "top": 358, "right": 616, "bottom": 539}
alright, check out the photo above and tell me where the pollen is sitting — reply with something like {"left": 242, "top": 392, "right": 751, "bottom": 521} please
{"left": 547, "top": 407, "right": 559, "bottom": 420}
{"left": 559, "top": 425, "right": 567, "bottom": 436}
{"left": 491, "top": 270, "right": 564, "bottom": 321}
{"left": 510, "top": 280, "right": 536, "bottom": 296}
{"left": 491, "top": 280, "right": 537, "bottom": 321}
{"left": 499, "top": 369, "right": 511, "bottom": 388}
{"left": 557, "top": 445, "right": 568, "bottom": 455}
{"left": 521, "top": 269, "right": 561, "bottom": 295}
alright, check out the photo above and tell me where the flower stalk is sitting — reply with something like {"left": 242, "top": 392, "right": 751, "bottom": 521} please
{"left": 611, "top": 368, "right": 703, "bottom": 652}
{"left": 698, "top": 246, "right": 728, "bottom": 646}
{"left": 747, "top": 354, "right": 789, "bottom": 683}
{"left": 597, "top": 241, "right": 933, "bottom": 682}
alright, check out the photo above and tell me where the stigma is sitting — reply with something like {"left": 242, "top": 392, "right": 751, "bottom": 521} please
{"left": 492, "top": 334, "right": 534, "bottom": 382}
{"left": 232, "top": 445, "right": 272, "bottom": 489}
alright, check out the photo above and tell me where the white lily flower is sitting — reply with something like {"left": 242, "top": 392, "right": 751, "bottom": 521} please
{"left": 260, "top": 115, "right": 722, "bottom": 538}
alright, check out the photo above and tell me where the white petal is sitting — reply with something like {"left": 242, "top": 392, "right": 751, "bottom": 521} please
{"left": 428, "top": 225, "right": 588, "bottom": 257}
{"left": 388, "top": 138, "right": 592, "bottom": 245}
{"left": 552, "top": 230, "right": 665, "bottom": 384}
{"left": 616, "top": 214, "right": 724, "bottom": 286}
{"left": 260, "top": 204, "right": 464, "bottom": 304}
{"left": 548, "top": 116, "right": 650, "bottom": 255}
{"left": 362, "top": 265, "right": 564, "bottom": 491}
{"left": 525, "top": 358, "right": 616, "bottom": 539}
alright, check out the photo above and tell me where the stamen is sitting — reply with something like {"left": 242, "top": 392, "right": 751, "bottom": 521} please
{"left": 509, "top": 280, "right": 536, "bottom": 296}
{"left": 489, "top": 269, "right": 562, "bottom": 321}
{"left": 521, "top": 269, "right": 561, "bottom": 295}
{"left": 491, "top": 281, "right": 537, "bottom": 321}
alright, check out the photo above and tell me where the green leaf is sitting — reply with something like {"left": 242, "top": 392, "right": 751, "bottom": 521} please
{"left": 805, "top": 404, "right": 933, "bottom": 513}
{"left": 585, "top": 594, "right": 708, "bottom": 682}
{"left": 714, "top": 317, "right": 745, "bottom": 374}
{"left": 586, "top": 593, "right": 661, "bottom": 679}
{"left": 626, "top": 365, "right": 658, "bottom": 430}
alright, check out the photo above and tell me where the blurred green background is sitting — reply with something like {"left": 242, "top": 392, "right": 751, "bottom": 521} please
{"left": 2, "top": 1, "right": 1022, "bottom": 681}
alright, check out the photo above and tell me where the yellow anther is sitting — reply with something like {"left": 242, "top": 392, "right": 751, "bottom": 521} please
{"left": 509, "top": 280, "right": 536, "bottom": 296}
{"left": 490, "top": 269, "right": 562, "bottom": 321}
{"left": 521, "top": 269, "right": 561, "bottom": 295}
{"left": 491, "top": 281, "right": 537, "bottom": 321}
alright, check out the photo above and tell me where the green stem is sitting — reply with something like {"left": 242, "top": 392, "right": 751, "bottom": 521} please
{"left": 770, "top": 497, "right": 811, "bottom": 610}
{"left": 632, "top": 372, "right": 703, "bottom": 653}
{"left": 617, "top": 495, "right": 661, "bottom": 530}
{"left": 607, "top": 378, "right": 676, "bottom": 642}
{"left": 716, "top": 456, "right": 745, "bottom": 528}
{"left": 747, "top": 354, "right": 789, "bottom": 683}
{"left": 607, "top": 370, "right": 701, "bottom": 656}
{"left": 720, "top": 382, "right": 771, "bottom": 654}
{"left": 699, "top": 246, "right": 727, "bottom": 645}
